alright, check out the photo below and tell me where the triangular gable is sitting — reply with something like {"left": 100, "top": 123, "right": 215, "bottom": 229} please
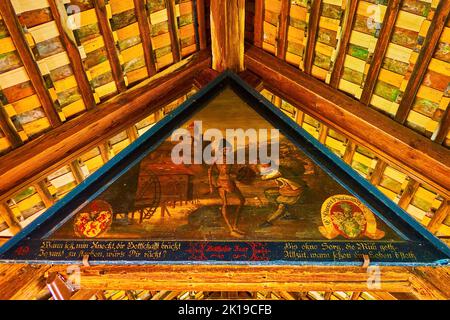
{"left": 1, "top": 72, "right": 449, "bottom": 266}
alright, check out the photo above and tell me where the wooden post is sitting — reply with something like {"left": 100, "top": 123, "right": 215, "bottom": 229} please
{"left": 210, "top": 0, "right": 245, "bottom": 72}
{"left": 433, "top": 106, "right": 449, "bottom": 144}
{"left": 69, "top": 160, "right": 85, "bottom": 185}
{"left": 93, "top": 0, "right": 127, "bottom": 93}
{"left": 253, "top": 0, "right": 264, "bottom": 47}
{"left": 397, "top": 180, "right": 420, "bottom": 210}
{"left": 165, "top": 0, "right": 182, "bottom": 62}
{"left": 0, "top": 108, "right": 21, "bottom": 148}
{"left": 427, "top": 200, "right": 449, "bottom": 234}
{"left": 34, "top": 181, "right": 55, "bottom": 208}
{"left": 277, "top": 0, "right": 290, "bottom": 60}
{"left": 318, "top": 125, "right": 329, "bottom": 144}
{"left": 126, "top": 126, "right": 139, "bottom": 142}
{"left": 48, "top": 0, "right": 97, "bottom": 110}
{"left": 303, "top": 0, "right": 322, "bottom": 74}
{"left": 134, "top": 0, "right": 157, "bottom": 76}
{"left": 0, "top": 202, "right": 21, "bottom": 235}
{"left": 0, "top": 0, "right": 62, "bottom": 128}
{"left": 369, "top": 161, "right": 387, "bottom": 186}
{"left": 196, "top": 0, "right": 207, "bottom": 50}
{"left": 342, "top": 141, "right": 357, "bottom": 164}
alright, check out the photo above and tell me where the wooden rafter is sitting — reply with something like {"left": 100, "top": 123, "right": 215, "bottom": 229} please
{"left": 196, "top": 0, "right": 207, "bottom": 50}
{"left": 244, "top": 45, "right": 450, "bottom": 197}
{"left": 33, "top": 181, "right": 55, "bottom": 208}
{"left": 0, "top": 202, "right": 21, "bottom": 235}
{"left": 0, "top": 108, "right": 21, "bottom": 148}
{"left": 276, "top": 0, "right": 290, "bottom": 59}
{"left": 427, "top": 200, "right": 449, "bottom": 234}
{"left": 303, "top": 0, "right": 322, "bottom": 74}
{"left": 238, "top": 70, "right": 264, "bottom": 91}
{"left": 0, "top": 0, "right": 61, "bottom": 128}
{"left": 210, "top": 0, "right": 245, "bottom": 72}
{"left": 397, "top": 180, "right": 420, "bottom": 210}
{"left": 165, "top": 0, "right": 182, "bottom": 62}
{"left": 329, "top": 0, "right": 359, "bottom": 88}
{"left": 48, "top": 0, "right": 97, "bottom": 110}
{"left": 93, "top": 0, "right": 127, "bottom": 93}
{"left": 395, "top": 1, "right": 450, "bottom": 123}
{"left": 0, "top": 50, "right": 211, "bottom": 201}
{"left": 360, "top": 0, "right": 402, "bottom": 105}
{"left": 342, "top": 141, "right": 357, "bottom": 164}
{"left": 434, "top": 106, "right": 450, "bottom": 144}
{"left": 253, "top": 0, "right": 264, "bottom": 47}
{"left": 369, "top": 161, "right": 387, "bottom": 186}
{"left": 134, "top": 0, "right": 157, "bottom": 77}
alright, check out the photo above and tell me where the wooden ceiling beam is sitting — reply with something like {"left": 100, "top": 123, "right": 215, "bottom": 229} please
{"left": 253, "top": 0, "right": 264, "bottom": 47}
{"left": 329, "top": 0, "right": 359, "bottom": 88}
{"left": 166, "top": 0, "right": 182, "bottom": 62}
{"left": 48, "top": 0, "right": 97, "bottom": 110}
{"left": 210, "top": 0, "right": 245, "bottom": 72}
{"left": 134, "top": 0, "right": 157, "bottom": 77}
{"left": 395, "top": 1, "right": 450, "bottom": 123}
{"left": 0, "top": 109, "right": 21, "bottom": 148}
{"left": 0, "top": 264, "right": 51, "bottom": 300}
{"left": 276, "top": 0, "right": 290, "bottom": 60}
{"left": 245, "top": 45, "right": 450, "bottom": 197}
{"left": 0, "top": 50, "right": 212, "bottom": 200}
{"left": 433, "top": 106, "right": 450, "bottom": 144}
{"left": 360, "top": 0, "right": 402, "bottom": 105}
{"left": 238, "top": 70, "right": 264, "bottom": 91}
{"left": 0, "top": 0, "right": 62, "bottom": 128}
{"left": 196, "top": 0, "right": 207, "bottom": 50}
{"left": 93, "top": 0, "right": 127, "bottom": 93}
{"left": 303, "top": 0, "right": 322, "bottom": 74}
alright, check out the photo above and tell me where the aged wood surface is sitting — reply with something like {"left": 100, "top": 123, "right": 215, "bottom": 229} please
{"left": 303, "top": 0, "right": 322, "bottom": 74}
{"left": 134, "top": 0, "right": 157, "bottom": 77}
{"left": 0, "top": 0, "right": 61, "bottom": 127}
{"left": 0, "top": 108, "right": 21, "bottom": 148}
{"left": 395, "top": 1, "right": 450, "bottom": 123}
{"left": 360, "top": 0, "right": 402, "bottom": 105}
{"left": 245, "top": 45, "right": 450, "bottom": 197}
{"left": 165, "top": 0, "right": 182, "bottom": 62}
{"left": 0, "top": 50, "right": 212, "bottom": 201}
{"left": 276, "top": 0, "right": 290, "bottom": 60}
{"left": 196, "top": 0, "right": 207, "bottom": 50}
{"left": 253, "top": 0, "right": 264, "bottom": 47}
{"left": 210, "top": 0, "right": 245, "bottom": 72}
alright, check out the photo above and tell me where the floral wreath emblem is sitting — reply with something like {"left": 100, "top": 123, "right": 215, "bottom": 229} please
{"left": 319, "top": 195, "right": 385, "bottom": 240}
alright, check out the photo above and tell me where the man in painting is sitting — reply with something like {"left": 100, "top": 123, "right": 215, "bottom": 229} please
{"left": 208, "top": 139, "right": 246, "bottom": 238}
{"left": 258, "top": 162, "right": 305, "bottom": 228}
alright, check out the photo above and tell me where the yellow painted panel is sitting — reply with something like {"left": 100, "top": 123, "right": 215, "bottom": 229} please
{"left": 53, "top": 76, "right": 78, "bottom": 93}
{"left": 357, "top": 2, "right": 386, "bottom": 21}
{"left": 22, "top": 117, "right": 51, "bottom": 136}
{"left": 109, "top": 0, "right": 134, "bottom": 14}
{"left": 38, "top": 51, "right": 71, "bottom": 72}
{"left": 416, "top": 85, "right": 443, "bottom": 103}
{"left": 152, "top": 32, "right": 172, "bottom": 49}
{"left": 111, "top": 139, "right": 130, "bottom": 154}
{"left": 378, "top": 68, "right": 404, "bottom": 87}
{"left": 83, "top": 36, "right": 105, "bottom": 54}
{"left": 28, "top": 21, "right": 60, "bottom": 43}
{"left": 121, "top": 43, "right": 144, "bottom": 62}
{"left": 126, "top": 66, "right": 148, "bottom": 83}
{"left": 4, "top": 104, "right": 16, "bottom": 117}
{"left": 84, "top": 156, "right": 104, "bottom": 172}
{"left": 157, "top": 52, "right": 174, "bottom": 69}
{"left": 370, "top": 95, "right": 397, "bottom": 116}
{"left": 286, "top": 52, "right": 302, "bottom": 65}
{"left": 377, "top": 186, "right": 398, "bottom": 200}
{"left": 311, "top": 65, "right": 328, "bottom": 81}
{"left": 428, "top": 58, "right": 450, "bottom": 75}
{"left": 78, "top": 9, "right": 98, "bottom": 28}
{"left": 344, "top": 55, "right": 366, "bottom": 73}
{"left": 116, "top": 23, "right": 141, "bottom": 40}
{"left": 385, "top": 43, "right": 412, "bottom": 63}
{"left": 89, "top": 60, "right": 112, "bottom": 78}
{"left": 288, "top": 26, "right": 305, "bottom": 42}
{"left": 0, "top": 137, "right": 11, "bottom": 151}
{"left": 338, "top": 78, "right": 362, "bottom": 97}
{"left": 414, "top": 187, "right": 437, "bottom": 203}
{"left": 0, "top": 37, "right": 16, "bottom": 54}
{"left": 11, "top": 0, "right": 48, "bottom": 14}
{"left": 265, "top": 0, "right": 281, "bottom": 13}
{"left": 0, "top": 67, "right": 29, "bottom": 89}
{"left": 440, "top": 27, "right": 450, "bottom": 44}
{"left": 262, "top": 42, "right": 276, "bottom": 55}
{"left": 180, "top": 24, "right": 195, "bottom": 38}
{"left": 62, "top": 99, "right": 86, "bottom": 118}
{"left": 319, "top": 17, "right": 340, "bottom": 32}
{"left": 179, "top": 1, "right": 193, "bottom": 15}
{"left": 315, "top": 42, "right": 334, "bottom": 56}
{"left": 150, "top": 9, "right": 168, "bottom": 25}
{"left": 13, "top": 95, "right": 41, "bottom": 114}
{"left": 384, "top": 166, "right": 407, "bottom": 182}
{"left": 419, "top": 20, "right": 430, "bottom": 38}
{"left": 95, "top": 81, "right": 117, "bottom": 98}
{"left": 290, "top": 5, "right": 307, "bottom": 20}
{"left": 349, "top": 30, "right": 372, "bottom": 48}
{"left": 396, "top": 11, "right": 425, "bottom": 32}
{"left": 17, "top": 194, "right": 42, "bottom": 211}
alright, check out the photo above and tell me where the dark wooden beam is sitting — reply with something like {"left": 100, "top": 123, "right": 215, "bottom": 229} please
{"left": 210, "top": 0, "right": 245, "bottom": 72}
{"left": 238, "top": 70, "right": 264, "bottom": 90}
{"left": 0, "top": 108, "right": 21, "bottom": 148}
{"left": 253, "top": 0, "right": 264, "bottom": 47}
{"left": 193, "top": 68, "right": 219, "bottom": 88}
{"left": 0, "top": 50, "right": 211, "bottom": 200}
{"left": 303, "top": 0, "right": 322, "bottom": 74}
{"left": 360, "top": 0, "right": 402, "bottom": 105}
{"left": 427, "top": 200, "right": 449, "bottom": 234}
{"left": 134, "top": 0, "right": 157, "bottom": 77}
{"left": 277, "top": 0, "right": 290, "bottom": 59}
{"left": 329, "top": 0, "right": 359, "bottom": 88}
{"left": 48, "top": 0, "right": 96, "bottom": 110}
{"left": 395, "top": 1, "right": 450, "bottom": 123}
{"left": 0, "top": 0, "right": 62, "bottom": 127}
{"left": 165, "top": 0, "right": 181, "bottom": 62}
{"left": 93, "top": 0, "right": 127, "bottom": 93}
{"left": 196, "top": 0, "right": 207, "bottom": 50}
{"left": 245, "top": 45, "right": 450, "bottom": 197}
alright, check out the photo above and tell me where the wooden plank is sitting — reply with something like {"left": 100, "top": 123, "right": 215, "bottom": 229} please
{"left": 360, "top": 0, "right": 402, "bottom": 105}
{"left": 369, "top": 161, "right": 387, "bottom": 186}
{"left": 193, "top": 68, "right": 219, "bottom": 88}
{"left": 342, "top": 141, "right": 357, "bottom": 164}
{"left": 0, "top": 0, "right": 62, "bottom": 128}
{"left": 196, "top": 0, "right": 207, "bottom": 50}
{"left": 47, "top": 265, "right": 413, "bottom": 292}
{"left": 329, "top": 0, "right": 358, "bottom": 88}
{"left": 277, "top": 0, "right": 290, "bottom": 59}
{"left": 238, "top": 70, "right": 264, "bottom": 91}
{"left": 98, "top": 142, "right": 111, "bottom": 164}
{"left": 165, "top": 0, "right": 181, "bottom": 62}
{"left": 360, "top": 0, "right": 401, "bottom": 105}
{"left": 69, "top": 160, "right": 85, "bottom": 184}
{"left": 0, "top": 107, "right": 21, "bottom": 148}
{"left": 254, "top": 0, "right": 264, "bottom": 47}
{"left": 245, "top": 45, "right": 450, "bottom": 197}
{"left": 210, "top": 0, "right": 245, "bottom": 72}
{"left": 0, "top": 264, "right": 51, "bottom": 300}
{"left": 395, "top": 1, "right": 450, "bottom": 123}
{"left": 397, "top": 180, "right": 420, "bottom": 209}
{"left": 409, "top": 267, "right": 450, "bottom": 300}
{"left": 134, "top": 0, "right": 157, "bottom": 76}
{"left": 93, "top": 0, "right": 127, "bottom": 93}
{"left": 303, "top": 0, "right": 322, "bottom": 74}
{"left": 48, "top": 0, "right": 96, "bottom": 110}
{"left": 427, "top": 200, "right": 449, "bottom": 234}
{"left": 0, "top": 50, "right": 211, "bottom": 200}
{"left": 33, "top": 180, "right": 55, "bottom": 208}
{"left": 0, "top": 202, "right": 21, "bottom": 235}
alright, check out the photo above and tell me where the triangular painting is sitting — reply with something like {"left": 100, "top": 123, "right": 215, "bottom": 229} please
{"left": 1, "top": 72, "right": 449, "bottom": 266}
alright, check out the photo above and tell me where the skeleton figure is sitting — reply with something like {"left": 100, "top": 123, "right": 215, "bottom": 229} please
{"left": 208, "top": 139, "right": 246, "bottom": 238}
